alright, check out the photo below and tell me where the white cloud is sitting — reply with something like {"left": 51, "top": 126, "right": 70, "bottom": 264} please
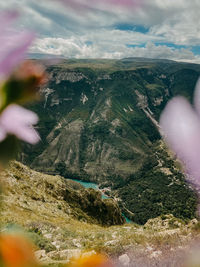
{"left": 1, "top": 0, "right": 200, "bottom": 62}
{"left": 31, "top": 37, "right": 200, "bottom": 63}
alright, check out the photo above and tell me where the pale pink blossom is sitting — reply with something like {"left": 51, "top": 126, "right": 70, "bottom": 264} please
{"left": 0, "top": 11, "right": 35, "bottom": 80}
{"left": 56, "top": 0, "right": 141, "bottom": 11}
{"left": 0, "top": 11, "right": 40, "bottom": 145}
{"left": 160, "top": 78, "right": 200, "bottom": 188}
{"left": 0, "top": 104, "right": 40, "bottom": 144}
{"left": 0, "top": 10, "right": 19, "bottom": 33}
{"left": 91, "top": 0, "right": 140, "bottom": 6}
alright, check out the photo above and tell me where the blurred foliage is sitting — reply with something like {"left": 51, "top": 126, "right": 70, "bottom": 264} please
{"left": 0, "top": 61, "right": 46, "bottom": 165}
{"left": 0, "top": 135, "right": 19, "bottom": 166}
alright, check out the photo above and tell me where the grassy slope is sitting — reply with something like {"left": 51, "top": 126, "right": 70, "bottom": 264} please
{"left": 1, "top": 161, "right": 200, "bottom": 266}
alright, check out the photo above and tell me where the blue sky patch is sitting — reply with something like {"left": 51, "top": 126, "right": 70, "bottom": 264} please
{"left": 85, "top": 41, "right": 93, "bottom": 46}
{"left": 115, "top": 23, "right": 149, "bottom": 33}
{"left": 191, "top": 46, "right": 200, "bottom": 55}
{"left": 126, "top": 44, "right": 146, "bottom": 48}
{"left": 155, "top": 42, "right": 187, "bottom": 49}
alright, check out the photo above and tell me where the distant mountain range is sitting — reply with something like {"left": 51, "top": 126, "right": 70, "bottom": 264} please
{"left": 21, "top": 58, "right": 199, "bottom": 224}
{"left": 27, "top": 53, "right": 66, "bottom": 60}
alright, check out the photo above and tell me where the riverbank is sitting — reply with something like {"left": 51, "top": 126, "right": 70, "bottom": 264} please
{"left": 70, "top": 178, "right": 132, "bottom": 223}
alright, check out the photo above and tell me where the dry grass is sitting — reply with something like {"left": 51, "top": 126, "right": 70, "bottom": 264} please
{"left": 1, "top": 161, "right": 200, "bottom": 266}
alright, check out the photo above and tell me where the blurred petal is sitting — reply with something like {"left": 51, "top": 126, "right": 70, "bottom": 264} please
{"left": 0, "top": 104, "right": 40, "bottom": 144}
{"left": 0, "top": 32, "right": 35, "bottom": 79}
{"left": 57, "top": 0, "right": 87, "bottom": 10}
{"left": 69, "top": 253, "right": 114, "bottom": 267}
{"left": 92, "top": 0, "right": 140, "bottom": 6}
{"left": 160, "top": 96, "right": 200, "bottom": 186}
{"left": 0, "top": 128, "right": 6, "bottom": 142}
{"left": 194, "top": 77, "right": 200, "bottom": 116}
{"left": 0, "top": 61, "right": 47, "bottom": 108}
{"left": 12, "top": 61, "right": 46, "bottom": 81}
{"left": 57, "top": 0, "right": 141, "bottom": 11}
{"left": 0, "top": 10, "right": 19, "bottom": 33}
{"left": 0, "top": 11, "right": 35, "bottom": 79}
{"left": 0, "top": 233, "right": 38, "bottom": 267}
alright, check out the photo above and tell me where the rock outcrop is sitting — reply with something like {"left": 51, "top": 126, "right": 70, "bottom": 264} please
{"left": 0, "top": 161, "right": 124, "bottom": 226}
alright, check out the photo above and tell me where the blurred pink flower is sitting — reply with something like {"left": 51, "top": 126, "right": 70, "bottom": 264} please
{"left": 0, "top": 10, "right": 40, "bottom": 145}
{"left": 160, "top": 78, "right": 200, "bottom": 188}
{"left": 0, "top": 11, "right": 35, "bottom": 80}
{"left": 0, "top": 104, "right": 40, "bottom": 144}
{"left": 57, "top": 0, "right": 141, "bottom": 11}
{"left": 0, "top": 10, "right": 18, "bottom": 32}
{"left": 93, "top": 0, "right": 140, "bottom": 6}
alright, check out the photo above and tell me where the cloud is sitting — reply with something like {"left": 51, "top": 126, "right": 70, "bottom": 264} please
{"left": 31, "top": 37, "right": 200, "bottom": 63}
{"left": 1, "top": 0, "right": 200, "bottom": 62}
{"left": 148, "top": 0, "right": 200, "bottom": 46}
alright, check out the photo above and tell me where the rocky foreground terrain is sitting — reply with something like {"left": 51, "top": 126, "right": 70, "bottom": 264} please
{"left": 1, "top": 161, "right": 200, "bottom": 266}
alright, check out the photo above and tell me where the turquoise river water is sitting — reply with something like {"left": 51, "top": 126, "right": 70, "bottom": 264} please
{"left": 72, "top": 179, "right": 132, "bottom": 223}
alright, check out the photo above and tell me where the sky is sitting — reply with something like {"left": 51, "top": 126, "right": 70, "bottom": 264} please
{"left": 1, "top": 0, "right": 200, "bottom": 63}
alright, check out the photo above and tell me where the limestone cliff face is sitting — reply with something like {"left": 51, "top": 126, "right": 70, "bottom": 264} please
{"left": 27, "top": 59, "right": 199, "bottom": 182}
{"left": 34, "top": 119, "right": 84, "bottom": 176}
{"left": 26, "top": 63, "right": 164, "bottom": 180}
{"left": 21, "top": 58, "right": 199, "bottom": 223}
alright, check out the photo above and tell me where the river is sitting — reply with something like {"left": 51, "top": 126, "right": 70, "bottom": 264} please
{"left": 72, "top": 178, "right": 132, "bottom": 223}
